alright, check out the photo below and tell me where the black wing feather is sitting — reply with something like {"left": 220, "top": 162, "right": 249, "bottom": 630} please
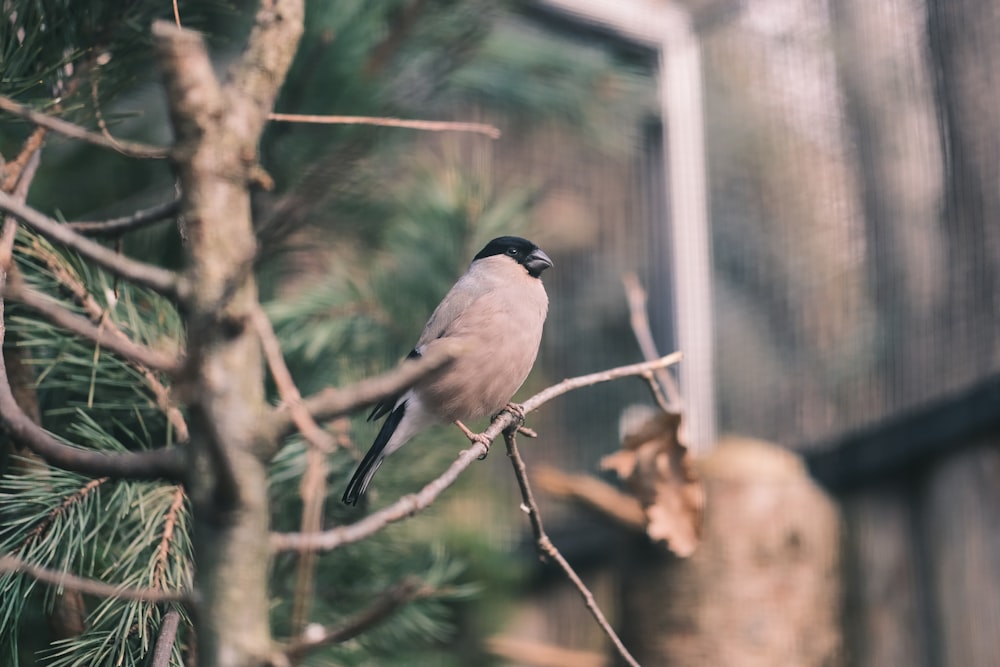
{"left": 368, "top": 348, "right": 421, "bottom": 422}
{"left": 343, "top": 399, "right": 408, "bottom": 505}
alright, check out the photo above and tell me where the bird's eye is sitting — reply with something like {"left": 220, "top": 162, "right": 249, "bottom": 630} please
{"left": 506, "top": 247, "right": 518, "bottom": 256}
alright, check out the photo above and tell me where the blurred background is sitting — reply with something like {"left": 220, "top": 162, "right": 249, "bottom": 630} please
{"left": 2, "top": 0, "right": 1000, "bottom": 665}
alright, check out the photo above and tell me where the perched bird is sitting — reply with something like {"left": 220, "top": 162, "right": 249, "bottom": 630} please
{"left": 342, "top": 236, "right": 552, "bottom": 505}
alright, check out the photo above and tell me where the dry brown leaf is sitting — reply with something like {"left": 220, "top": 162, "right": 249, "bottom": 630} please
{"left": 601, "top": 411, "right": 704, "bottom": 557}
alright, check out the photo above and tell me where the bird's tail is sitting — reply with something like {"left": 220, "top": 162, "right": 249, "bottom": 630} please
{"left": 342, "top": 401, "right": 407, "bottom": 505}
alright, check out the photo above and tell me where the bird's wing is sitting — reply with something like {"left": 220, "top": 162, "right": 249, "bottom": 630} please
{"left": 368, "top": 348, "right": 421, "bottom": 421}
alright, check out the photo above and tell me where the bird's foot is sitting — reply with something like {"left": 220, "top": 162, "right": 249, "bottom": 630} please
{"left": 502, "top": 402, "right": 527, "bottom": 424}
{"left": 455, "top": 420, "right": 493, "bottom": 459}
{"left": 498, "top": 403, "right": 536, "bottom": 438}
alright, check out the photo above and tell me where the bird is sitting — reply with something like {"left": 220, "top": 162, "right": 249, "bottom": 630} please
{"left": 342, "top": 236, "right": 552, "bottom": 505}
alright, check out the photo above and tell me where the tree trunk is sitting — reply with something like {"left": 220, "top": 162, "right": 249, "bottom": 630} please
{"left": 618, "top": 438, "right": 842, "bottom": 666}
{"left": 151, "top": 3, "right": 304, "bottom": 664}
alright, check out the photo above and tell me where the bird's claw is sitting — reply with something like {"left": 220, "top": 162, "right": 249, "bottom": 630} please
{"left": 502, "top": 402, "right": 526, "bottom": 425}
{"left": 474, "top": 434, "right": 492, "bottom": 460}
{"left": 455, "top": 419, "right": 492, "bottom": 459}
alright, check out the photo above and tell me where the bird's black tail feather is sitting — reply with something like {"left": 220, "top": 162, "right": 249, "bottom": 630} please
{"left": 342, "top": 400, "right": 407, "bottom": 505}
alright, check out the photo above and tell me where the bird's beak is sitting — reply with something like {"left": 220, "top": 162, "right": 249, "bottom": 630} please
{"left": 525, "top": 249, "right": 553, "bottom": 276}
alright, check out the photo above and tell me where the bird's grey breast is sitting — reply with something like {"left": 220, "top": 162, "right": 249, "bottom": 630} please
{"left": 415, "top": 258, "right": 548, "bottom": 422}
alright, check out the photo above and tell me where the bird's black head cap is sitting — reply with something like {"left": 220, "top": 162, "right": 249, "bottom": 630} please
{"left": 474, "top": 236, "right": 553, "bottom": 278}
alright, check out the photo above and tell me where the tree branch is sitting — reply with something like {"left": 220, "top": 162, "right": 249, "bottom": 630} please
{"left": 504, "top": 430, "right": 639, "bottom": 667}
{"left": 622, "top": 272, "right": 682, "bottom": 410}
{"left": 0, "top": 554, "right": 191, "bottom": 603}
{"left": 150, "top": 609, "right": 183, "bottom": 667}
{"left": 280, "top": 578, "right": 425, "bottom": 664}
{"left": 0, "top": 191, "right": 184, "bottom": 298}
{"left": 0, "top": 154, "right": 185, "bottom": 482}
{"left": 266, "top": 340, "right": 464, "bottom": 443}
{"left": 252, "top": 305, "right": 335, "bottom": 451}
{"left": 5, "top": 277, "right": 181, "bottom": 373}
{"left": 67, "top": 198, "right": 181, "bottom": 237}
{"left": 268, "top": 113, "right": 501, "bottom": 139}
{"left": 270, "top": 352, "right": 682, "bottom": 552}
{"left": 21, "top": 239, "right": 190, "bottom": 442}
{"left": 0, "top": 95, "right": 169, "bottom": 159}
{"left": 0, "top": 349, "right": 187, "bottom": 481}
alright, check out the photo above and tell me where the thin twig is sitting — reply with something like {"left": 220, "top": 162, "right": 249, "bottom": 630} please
{"left": 251, "top": 304, "right": 334, "bottom": 632}
{"left": 622, "top": 273, "right": 682, "bottom": 410}
{"left": 268, "top": 112, "right": 501, "bottom": 139}
{"left": 153, "top": 487, "right": 186, "bottom": 590}
{"left": 150, "top": 609, "right": 182, "bottom": 667}
{"left": 0, "top": 554, "right": 192, "bottom": 603}
{"left": 1, "top": 127, "right": 46, "bottom": 192}
{"left": 282, "top": 578, "right": 425, "bottom": 663}
{"left": 270, "top": 353, "right": 681, "bottom": 552}
{"left": 67, "top": 198, "right": 181, "bottom": 237}
{"left": 0, "top": 95, "right": 169, "bottom": 159}
{"left": 0, "top": 190, "right": 184, "bottom": 298}
{"left": 5, "top": 278, "right": 181, "bottom": 373}
{"left": 252, "top": 305, "right": 335, "bottom": 451}
{"left": 505, "top": 430, "right": 640, "bottom": 667}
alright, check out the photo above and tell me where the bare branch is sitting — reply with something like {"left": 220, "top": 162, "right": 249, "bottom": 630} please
{"left": 252, "top": 305, "right": 335, "bottom": 451}
{"left": 281, "top": 578, "right": 425, "bottom": 664}
{"left": 267, "top": 340, "right": 464, "bottom": 443}
{"left": 0, "top": 191, "right": 184, "bottom": 298}
{"left": 504, "top": 430, "right": 640, "bottom": 667}
{"left": 0, "top": 554, "right": 191, "bottom": 603}
{"left": 67, "top": 198, "right": 180, "bottom": 237}
{"left": 486, "top": 636, "right": 607, "bottom": 667}
{"left": 533, "top": 464, "right": 646, "bottom": 531}
{"left": 622, "top": 272, "right": 682, "bottom": 410}
{"left": 520, "top": 352, "right": 682, "bottom": 414}
{"left": 268, "top": 113, "right": 501, "bottom": 139}
{"left": 5, "top": 278, "right": 181, "bottom": 373}
{"left": 270, "top": 353, "right": 682, "bottom": 552}
{"left": 0, "top": 95, "right": 169, "bottom": 159}
{"left": 150, "top": 609, "right": 183, "bottom": 667}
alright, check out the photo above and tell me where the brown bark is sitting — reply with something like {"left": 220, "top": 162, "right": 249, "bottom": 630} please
{"left": 618, "top": 438, "right": 842, "bottom": 666}
{"left": 150, "top": 2, "right": 304, "bottom": 664}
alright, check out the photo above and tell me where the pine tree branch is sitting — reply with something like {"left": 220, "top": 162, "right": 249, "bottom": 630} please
{"left": 0, "top": 152, "right": 185, "bottom": 482}
{"left": 67, "top": 198, "right": 181, "bottom": 237}
{"left": 22, "top": 239, "right": 190, "bottom": 442}
{"left": 0, "top": 95, "right": 169, "bottom": 159}
{"left": 270, "top": 352, "right": 682, "bottom": 552}
{"left": 504, "top": 430, "right": 639, "bottom": 667}
{"left": 0, "top": 126, "right": 46, "bottom": 192}
{"left": 4, "top": 277, "right": 181, "bottom": 373}
{"left": 0, "top": 191, "right": 185, "bottom": 298}
{"left": 0, "top": 553, "right": 191, "bottom": 603}
{"left": 0, "top": 349, "right": 188, "bottom": 481}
